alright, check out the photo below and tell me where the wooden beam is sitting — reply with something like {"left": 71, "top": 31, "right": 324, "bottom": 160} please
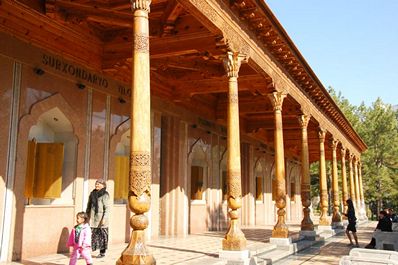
{"left": 102, "top": 31, "right": 217, "bottom": 69}
{"left": 50, "top": 0, "right": 134, "bottom": 20}
{"left": 86, "top": 15, "right": 133, "bottom": 28}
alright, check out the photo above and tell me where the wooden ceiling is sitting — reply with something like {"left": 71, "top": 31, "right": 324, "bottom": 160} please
{"left": 0, "top": 0, "right": 366, "bottom": 163}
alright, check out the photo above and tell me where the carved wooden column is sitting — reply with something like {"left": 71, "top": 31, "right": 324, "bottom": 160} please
{"left": 268, "top": 91, "right": 289, "bottom": 238}
{"left": 299, "top": 114, "right": 314, "bottom": 231}
{"left": 348, "top": 153, "right": 356, "bottom": 204}
{"left": 331, "top": 139, "right": 342, "bottom": 224}
{"left": 116, "top": 1, "right": 155, "bottom": 264}
{"left": 354, "top": 157, "right": 361, "bottom": 210}
{"left": 222, "top": 51, "right": 247, "bottom": 251}
{"left": 318, "top": 128, "right": 329, "bottom": 226}
{"left": 358, "top": 161, "right": 366, "bottom": 218}
{"left": 340, "top": 147, "right": 349, "bottom": 218}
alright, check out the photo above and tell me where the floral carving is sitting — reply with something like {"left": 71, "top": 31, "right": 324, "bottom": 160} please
{"left": 134, "top": 34, "right": 149, "bottom": 53}
{"left": 228, "top": 171, "right": 241, "bottom": 199}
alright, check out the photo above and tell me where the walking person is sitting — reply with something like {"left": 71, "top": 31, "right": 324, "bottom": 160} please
{"left": 344, "top": 198, "right": 359, "bottom": 247}
{"left": 67, "top": 212, "right": 93, "bottom": 265}
{"left": 86, "top": 178, "right": 110, "bottom": 258}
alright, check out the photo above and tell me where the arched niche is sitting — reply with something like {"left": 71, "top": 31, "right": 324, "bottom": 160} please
{"left": 188, "top": 138, "right": 210, "bottom": 201}
{"left": 27, "top": 107, "right": 77, "bottom": 205}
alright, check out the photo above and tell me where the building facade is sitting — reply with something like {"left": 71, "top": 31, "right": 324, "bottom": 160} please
{"left": 0, "top": 0, "right": 366, "bottom": 262}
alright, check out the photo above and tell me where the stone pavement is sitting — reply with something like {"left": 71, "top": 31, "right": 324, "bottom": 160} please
{"left": 0, "top": 221, "right": 377, "bottom": 265}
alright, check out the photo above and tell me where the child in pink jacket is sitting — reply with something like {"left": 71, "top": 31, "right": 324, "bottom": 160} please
{"left": 67, "top": 212, "right": 93, "bottom": 265}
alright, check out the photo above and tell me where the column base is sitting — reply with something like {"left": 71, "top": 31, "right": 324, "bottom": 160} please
{"left": 219, "top": 249, "right": 250, "bottom": 265}
{"left": 299, "top": 230, "right": 317, "bottom": 241}
{"left": 270, "top": 237, "right": 292, "bottom": 246}
{"left": 332, "top": 221, "right": 344, "bottom": 229}
{"left": 116, "top": 230, "right": 155, "bottom": 265}
{"left": 317, "top": 225, "right": 333, "bottom": 232}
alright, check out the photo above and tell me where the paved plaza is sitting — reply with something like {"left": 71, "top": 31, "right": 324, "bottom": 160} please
{"left": 0, "top": 221, "right": 377, "bottom": 265}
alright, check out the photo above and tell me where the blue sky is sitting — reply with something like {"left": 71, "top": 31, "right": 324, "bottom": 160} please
{"left": 266, "top": 0, "right": 398, "bottom": 106}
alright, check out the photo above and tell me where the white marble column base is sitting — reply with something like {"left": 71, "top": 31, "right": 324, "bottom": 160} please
{"left": 332, "top": 221, "right": 344, "bottom": 229}
{"left": 317, "top": 225, "right": 333, "bottom": 232}
{"left": 270, "top": 237, "right": 292, "bottom": 246}
{"left": 219, "top": 250, "right": 251, "bottom": 265}
{"left": 299, "top": 230, "right": 317, "bottom": 240}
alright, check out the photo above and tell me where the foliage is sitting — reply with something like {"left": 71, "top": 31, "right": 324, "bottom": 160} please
{"left": 311, "top": 87, "right": 398, "bottom": 216}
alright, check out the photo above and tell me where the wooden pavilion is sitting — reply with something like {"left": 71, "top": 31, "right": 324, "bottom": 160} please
{"left": 0, "top": 0, "right": 367, "bottom": 263}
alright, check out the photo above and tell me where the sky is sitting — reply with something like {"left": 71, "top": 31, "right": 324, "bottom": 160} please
{"left": 266, "top": 0, "right": 398, "bottom": 106}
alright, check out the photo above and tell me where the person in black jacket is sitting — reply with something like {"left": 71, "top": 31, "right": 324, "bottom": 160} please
{"left": 365, "top": 210, "right": 392, "bottom": 249}
{"left": 344, "top": 199, "right": 359, "bottom": 247}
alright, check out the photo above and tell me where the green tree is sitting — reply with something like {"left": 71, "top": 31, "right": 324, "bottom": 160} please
{"left": 313, "top": 88, "right": 398, "bottom": 218}
{"left": 357, "top": 99, "right": 398, "bottom": 214}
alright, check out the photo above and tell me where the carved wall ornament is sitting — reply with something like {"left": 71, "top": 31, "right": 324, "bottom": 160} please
{"left": 300, "top": 105, "right": 311, "bottom": 116}
{"left": 190, "top": 0, "right": 219, "bottom": 25}
{"left": 131, "top": 0, "right": 151, "bottom": 12}
{"left": 271, "top": 77, "right": 290, "bottom": 94}
{"left": 134, "top": 34, "right": 149, "bottom": 53}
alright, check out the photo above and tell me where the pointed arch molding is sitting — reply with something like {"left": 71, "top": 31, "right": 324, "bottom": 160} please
{"left": 181, "top": 0, "right": 361, "bottom": 157}
{"left": 109, "top": 119, "right": 130, "bottom": 183}
{"left": 14, "top": 92, "right": 86, "bottom": 200}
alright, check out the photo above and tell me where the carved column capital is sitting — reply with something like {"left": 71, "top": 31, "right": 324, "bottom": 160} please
{"left": 353, "top": 157, "right": 358, "bottom": 165}
{"left": 340, "top": 146, "right": 346, "bottom": 158}
{"left": 318, "top": 128, "right": 327, "bottom": 143}
{"left": 223, "top": 51, "right": 248, "bottom": 78}
{"left": 131, "top": 0, "right": 151, "bottom": 12}
{"left": 268, "top": 91, "right": 287, "bottom": 111}
{"left": 298, "top": 114, "right": 311, "bottom": 129}
{"left": 330, "top": 138, "right": 339, "bottom": 151}
{"left": 348, "top": 153, "right": 354, "bottom": 162}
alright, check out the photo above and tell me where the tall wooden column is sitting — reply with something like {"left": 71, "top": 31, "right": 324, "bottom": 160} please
{"left": 299, "top": 114, "right": 314, "bottom": 231}
{"left": 268, "top": 91, "right": 288, "bottom": 238}
{"left": 354, "top": 157, "right": 361, "bottom": 210}
{"left": 340, "top": 147, "right": 349, "bottom": 217}
{"left": 331, "top": 139, "right": 341, "bottom": 223}
{"left": 358, "top": 161, "right": 366, "bottom": 218}
{"left": 318, "top": 128, "right": 329, "bottom": 226}
{"left": 116, "top": 1, "right": 155, "bottom": 264}
{"left": 222, "top": 51, "right": 247, "bottom": 250}
{"left": 348, "top": 153, "right": 356, "bottom": 203}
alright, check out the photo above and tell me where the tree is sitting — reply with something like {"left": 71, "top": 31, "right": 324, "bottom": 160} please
{"left": 357, "top": 99, "right": 398, "bottom": 214}
{"left": 314, "top": 88, "right": 398, "bottom": 218}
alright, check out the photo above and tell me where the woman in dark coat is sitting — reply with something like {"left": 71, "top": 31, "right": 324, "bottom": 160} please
{"left": 86, "top": 179, "right": 110, "bottom": 258}
{"left": 344, "top": 199, "right": 359, "bottom": 247}
{"left": 365, "top": 210, "right": 392, "bottom": 249}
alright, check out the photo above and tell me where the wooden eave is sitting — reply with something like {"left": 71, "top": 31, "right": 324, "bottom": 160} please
{"left": 0, "top": 0, "right": 365, "bottom": 163}
{"left": 227, "top": 0, "right": 367, "bottom": 153}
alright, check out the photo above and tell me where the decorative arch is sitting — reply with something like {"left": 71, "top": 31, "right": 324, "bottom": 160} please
{"left": 15, "top": 93, "right": 85, "bottom": 200}
{"left": 188, "top": 137, "right": 211, "bottom": 201}
{"left": 13, "top": 92, "right": 87, "bottom": 258}
{"left": 109, "top": 119, "right": 130, "bottom": 203}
